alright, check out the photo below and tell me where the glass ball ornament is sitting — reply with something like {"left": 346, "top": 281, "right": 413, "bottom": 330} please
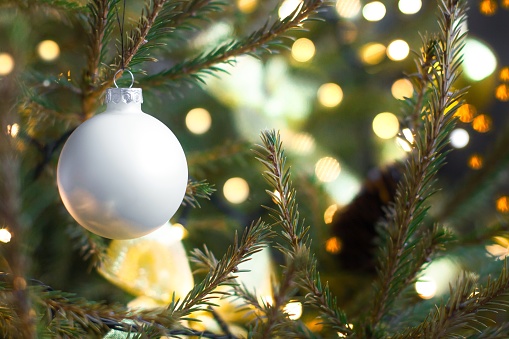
{"left": 57, "top": 87, "right": 188, "bottom": 239}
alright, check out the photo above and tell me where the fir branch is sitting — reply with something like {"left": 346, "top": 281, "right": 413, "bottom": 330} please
{"left": 183, "top": 179, "right": 215, "bottom": 208}
{"left": 366, "top": 0, "right": 468, "bottom": 335}
{"left": 139, "top": 0, "right": 325, "bottom": 88}
{"left": 254, "top": 129, "right": 351, "bottom": 336}
{"left": 66, "top": 223, "right": 108, "bottom": 269}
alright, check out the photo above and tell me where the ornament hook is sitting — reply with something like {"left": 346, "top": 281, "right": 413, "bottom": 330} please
{"left": 113, "top": 69, "right": 134, "bottom": 89}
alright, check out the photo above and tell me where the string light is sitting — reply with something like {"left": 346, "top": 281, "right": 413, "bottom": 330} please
{"left": 398, "top": 0, "right": 422, "bottom": 14}
{"left": 325, "top": 237, "right": 342, "bottom": 254}
{"left": 391, "top": 78, "right": 413, "bottom": 100}
{"left": 468, "top": 154, "right": 483, "bottom": 170}
{"left": 463, "top": 38, "right": 497, "bottom": 81}
{"left": 0, "top": 53, "right": 14, "bottom": 75}
{"left": 360, "top": 42, "right": 386, "bottom": 65}
{"left": 336, "top": 0, "right": 361, "bottom": 18}
{"left": 0, "top": 229, "right": 12, "bottom": 243}
{"left": 278, "top": 0, "right": 303, "bottom": 19}
{"left": 479, "top": 0, "right": 497, "bottom": 15}
{"left": 495, "top": 84, "right": 509, "bottom": 101}
{"left": 317, "top": 83, "right": 344, "bottom": 107}
{"left": 372, "top": 112, "right": 400, "bottom": 139}
{"left": 449, "top": 128, "right": 469, "bottom": 148}
{"left": 324, "top": 204, "right": 338, "bottom": 224}
{"left": 415, "top": 279, "right": 437, "bottom": 299}
{"left": 290, "top": 132, "right": 316, "bottom": 154}
{"left": 502, "top": 0, "right": 509, "bottom": 9}
{"left": 454, "top": 104, "right": 477, "bottom": 123}
{"left": 6, "top": 123, "right": 19, "bottom": 137}
{"left": 37, "top": 40, "right": 60, "bottom": 61}
{"left": 315, "top": 157, "right": 341, "bottom": 182}
{"left": 496, "top": 196, "right": 509, "bottom": 213}
{"left": 500, "top": 67, "right": 509, "bottom": 81}
{"left": 283, "top": 301, "right": 303, "bottom": 320}
{"left": 237, "top": 0, "right": 257, "bottom": 13}
{"left": 387, "top": 40, "right": 409, "bottom": 61}
{"left": 291, "top": 38, "right": 315, "bottom": 63}
{"left": 223, "top": 177, "right": 250, "bottom": 204}
{"left": 362, "top": 1, "right": 386, "bottom": 22}
{"left": 185, "top": 108, "right": 212, "bottom": 134}
{"left": 472, "top": 114, "right": 492, "bottom": 133}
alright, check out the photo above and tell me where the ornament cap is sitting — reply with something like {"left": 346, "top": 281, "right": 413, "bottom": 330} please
{"left": 105, "top": 88, "right": 143, "bottom": 105}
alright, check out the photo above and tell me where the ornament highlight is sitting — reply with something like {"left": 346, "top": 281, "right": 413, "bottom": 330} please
{"left": 57, "top": 85, "right": 188, "bottom": 239}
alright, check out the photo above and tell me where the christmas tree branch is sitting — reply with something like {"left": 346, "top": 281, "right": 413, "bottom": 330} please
{"left": 254, "top": 129, "right": 351, "bottom": 336}
{"left": 366, "top": 0, "right": 468, "bottom": 335}
{"left": 183, "top": 179, "right": 215, "bottom": 208}
{"left": 139, "top": 0, "right": 325, "bottom": 88}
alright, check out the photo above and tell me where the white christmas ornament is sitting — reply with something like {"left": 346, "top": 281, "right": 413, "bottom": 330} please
{"left": 57, "top": 85, "right": 188, "bottom": 239}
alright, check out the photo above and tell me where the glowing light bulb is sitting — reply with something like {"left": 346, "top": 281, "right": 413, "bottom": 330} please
{"left": 387, "top": 40, "right": 410, "bottom": 61}
{"left": 500, "top": 67, "right": 509, "bottom": 81}
{"left": 6, "top": 123, "right": 19, "bottom": 138}
{"left": 279, "top": 0, "right": 303, "bottom": 19}
{"left": 454, "top": 104, "right": 477, "bottom": 123}
{"left": 415, "top": 279, "right": 437, "bottom": 299}
{"left": 324, "top": 204, "right": 338, "bottom": 224}
{"left": 185, "top": 108, "right": 212, "bottom": 134}
{"left": 468, "top": 154, "right": 483, "bottom": 170}
{"left": 0, "top": 53, "right": 14, "bottom": 75}
{"left": 360, "top": 43, "right": 386, "bottom": 65}
{"left": 317, "top": 83, "right": 344, "bottom": 108}
{"left": 315, "top": 157, "right": 341, "bottom": 182}
{"left": 472, "top": 114, "right": 492, "bottom": 133}
{"left": 398, "top": 0, "right": 422, "bottom": 14}
{"left": 336, "top": 0, "right": 361, "bottom": 18}
{"left": 372, "top": 112, "right": 399, "bottom": 139}
{"left": 0, "top": 229, "right": 11, "bottom": 243}
{"left": 463, "top": 38, "right": 497, "bottom": 81}
{"left": 325, "top": 237, "right": 342, "bottom": 254}
{"left": 37, "top": 40, "right": 60, "bottom": 61}
{"left": 284, "top": 301, "right": 303, "bottom": 320}
{"left": 449, "top": 128, "right": 469, "bottom": 148}
{"left": 223, "top": 177, "right": 250, "bottom": 204}
{"left": 291, "top": 38, "right": 315, "bottom": 63}
{"left": 391, "top": 78, "right": 413, "bottom": 100}
{"left": 479, "top": 0, "right": 497, "bottom": 15}
{"left": 362, "top": 1, "right": 386, "bottom": 22}
{"left": 497, "top": 196, "right": 509, "bottom": 213}
{"left": 495, "top": 84, "right": 509, "bottom": 102}
{"left": 237, "top": 0, "right": 257, "bottom": 13}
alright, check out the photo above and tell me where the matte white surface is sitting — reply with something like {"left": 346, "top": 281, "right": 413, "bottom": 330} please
{"left": 57, "top": 99, "right": 188, "bottom": 239}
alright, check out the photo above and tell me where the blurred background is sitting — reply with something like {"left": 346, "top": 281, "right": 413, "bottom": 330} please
{"left": 1, "top": 0, "right": 509, "bottom": 332}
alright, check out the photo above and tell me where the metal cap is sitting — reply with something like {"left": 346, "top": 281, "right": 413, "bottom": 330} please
{"left": 105, "top": 88, "right": 143, "bottom": 104}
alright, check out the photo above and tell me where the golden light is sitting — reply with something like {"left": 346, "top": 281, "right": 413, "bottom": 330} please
{"left": 402, "top": 128, "right": 415, "bottom": 144}
{"left": 359, "top": 42, "right": 386, "bottom": 65}
{"left": 0, "top": 229, "right": 12, "bottom": 243}
{"left": 468, "top": 154, "right": 483, "bottom": 170}
{"left": 449, "top": 128, "right": 469, "bottom": 149}
{"left": 0, "top": 53, "right": 15, "bottom": 75}
{"left": 336, "top": 0, "right": 361, "bottom": 18}
{"left": 454, "top": 104, "right": 477, "bottom": 123}
{"left": 237, "top": 0, "right": 257, "bottom": 13}
{"left": 486, "top": 236, "right": 509, "bottom": 259}
{"left": 324, "top": 204, "right": 338, "bottom": 224}
{"left": 480, "top": 0, "right": 497, "bottom": 15}
{"left": 391, "top": 78, "right": 413, "bottom": 100}
{"left": 387, "top": 39, "right": 410, "bottom": 61}
{"left": 317, "top": 83, "right": 344, "bottom": 108}
{"left": 6, "top": 123, "right": 19, "bottom": 138}
{"left": 500, "top": 67, "right": 509, "bottom": 81}
{"left": 283, "top": 301, "right": 303, "bottom": 320}
{"left": 185, "top": 108, "right": 212, "bottom": 134}
{"left": 291, "top": 38, "right": 316, "bottom": 63}
{"left": 171, "top": 223, "right": 188, "bottom": 240}
{"left": 398, "top": 0, "right": 422, "bottom": 14}
{"left": 472, "top": 114, "right": 492, "bottom": 133}
{"left": 325, "top": 237, "right": 342, "bottom": 254}
{"left": 278, "top": 0, "right": 303, "bottom": 19}
{"left": 396, "top": 137, "right": 413, "bottom": 152}
{"left": 495, "top": 84, "right": 509, "bottom": 102}
{"left": 223, "top": 177, "right": 250, "bottom": 204}
{"left": 503, "top": 0, "right": 509, "bottom": 9}
{"left": 372, "top": 112, "right": 400, "bottom": 139}
{"left": 37, "top": 40, "right": 60, "bottom": 61}
{"left": 315, "top": 157, "right": 341, "bottom": 182}
{"left": 362, "top": 1, "right": 386, "bottom": 22}
{"left": 415, "top": 279, "right": 437, "bottom": 299}
{"left": 496, "top": 196, "right": 509, "bottom": 214}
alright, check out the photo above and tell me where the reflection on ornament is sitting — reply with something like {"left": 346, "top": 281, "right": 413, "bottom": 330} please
{"left": 57, "top": 87, "right": 188, "bottom": 239}
{"left": 98, "top": 222, "right": 194, "bottom": 303}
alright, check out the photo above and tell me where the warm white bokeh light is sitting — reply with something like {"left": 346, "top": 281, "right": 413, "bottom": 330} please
{"left": 372, "top": 112, "right": 400, "bottom": 139}
{"left": 284, "top": 301, "right": 303, "bottom": 320}
{"left": 362, "top": 1, "right": 386, "bottom": 21}
{"left": 315, "top": 157, "right": 341, "bottom": 182}
{"left": 336, "top": 0, "right": 361, "bottom": 18}
{"left": 396, "top": 136, "right": 413, "bottom": 152}
{"left": 324, "top": 204, "right": 338, "bottom": 224}
{"left": 7, "top": 123, "right": 20, "bottom": 138}
{"left": 449, "top": 128, "right": 469, "bottom": 148}
{"left": 387, "top": 39, "right": 410, "bottom": 61}
{"left": 279, "top": 0, "right": 303, "bottom": 19}
{"left": 185, "top": 108, "right": 212, "bottom": 134}
{"left": 0, "top": 229, "right": 12, "bottom": 243}
{"left": 402, "top": 128, "right": 415, "bottom": 144}
{"left": 360, "top": 43, "right": 386, "bottom": 65}
{"left": 237, "top": 0, "right": 257, "bottom": 13}
{"left": 317, "top": 83, "right": 344, "bottom": 107}
{"left": 0, "top": 53, "right": 15, "bottom": 75}
{"left": 223, "top": 177, "right": 250, "bottom": 204}
{"left": 291, "top": 38, "right": 316, "bottom": 63}
{"left": 415, "top": 279, "right": 437, "bottom": 299}
{"left": 398, "top": 0, "right": 422, "bottom": 14}
{"left": 391, "top": 78, "right": 414, "bottom": 100}
{"left": 463, "top": 38, "right": 497, "bottom": 81}
{"left": 37, "top": 40, "right": 60, "bottom": 61}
